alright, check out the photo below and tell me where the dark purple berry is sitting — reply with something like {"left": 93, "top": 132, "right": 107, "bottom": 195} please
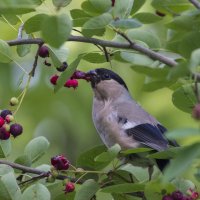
{"left": 56, "top": 62, "right": 68, "bottom": 72}
{"left": 64, "top": 182, "right": 75, "bottom": 193}
{"left": 0, "top": 127, "right": 10, "bottom": 140}
{"left": 111, "top": 0, "right": 115, "bottom": 6}
{"left": 171, "top": 191, "right": 184, "bottom": 200}
{"left": 71, "top": 71, "right": 86, "bottom": 79}
{"left": 51, "top": 155, "right": 70, "bottom": 170}
{"left": 0, "top": 110, "right": 12, "bottom": 119}
{"left": 162, "top": 195, "right": 173, "bottom": 200}
{"left": 10, "top": 123, "right": 23, "bottom": 137}
{"left": 39, "top": 45, "right": 49, "bottom": 58}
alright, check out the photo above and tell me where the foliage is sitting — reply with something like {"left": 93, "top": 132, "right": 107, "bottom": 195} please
{"left": 0, "top": 0, "right": 200, "bottom": 199}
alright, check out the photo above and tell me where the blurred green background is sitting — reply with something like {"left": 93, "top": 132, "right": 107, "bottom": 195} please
{"left": 0, "top": 0, "right": 198, "bottom": 170}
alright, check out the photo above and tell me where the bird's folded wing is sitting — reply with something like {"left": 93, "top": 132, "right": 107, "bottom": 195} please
{"left": 125, "top": 123, "right": 169, "bottom": 151}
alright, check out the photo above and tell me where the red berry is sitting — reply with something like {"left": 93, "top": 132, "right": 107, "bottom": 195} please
{"left": 70, "top": 79, "right": 78, "bottom": 89}
{"left": 0, "top": 117, "right": 5, "bottom": 127}
{"left": 10, "top": 123, "right": 23, "bottom": 138}
{"left": 56, "top": 62, "right": 68, "bottom": 72}
{"left": 191, "top": 192, "right": 199, "bottom": 200}
{"left": 38, "top": 45, "right": 49, "bottom": 58}
{"left": 51, "top": 155, "right": 70, "bottom": 170}
{"left": 0, "top": 110, "right": 12, "bottom": 119}
{"left": 111, "top": 0, "right": 115, "bottom": 6}
{"left": 64, "top": 182, "right": 75, "bottom": 193}
{"left": 192, "top": 104, "right": 200, "bottom": 120}
{"left": 0, "top": 127, "right": 10, "bottom": 140}
{"left": 64, "top": 80, "right": 72, "bottom": 88}
{"left": 50, "top": 75, "right": 59, "bottom": 85}
{"left": 5, "top": 115, "right": 14, "bottom": 123}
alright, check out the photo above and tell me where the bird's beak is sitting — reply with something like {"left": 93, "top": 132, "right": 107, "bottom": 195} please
{"left": 86, "top": 70, "right": 99, "bottom": 88}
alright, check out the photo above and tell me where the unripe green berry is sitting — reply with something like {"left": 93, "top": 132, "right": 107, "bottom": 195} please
{"left": 10, "top": 97, "right": 19, "bottom": 106}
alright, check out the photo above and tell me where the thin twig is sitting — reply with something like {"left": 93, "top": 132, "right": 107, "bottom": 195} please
{"left": 6, "top": 35, "right": 178, "bottom": 67}
{"left": 29, "top": 43, "right": 43, "bottom": 77}
{"left": 18, "top": 24, "right": 24, "bottom": 39}
{"left": 103, "top": 46, "right": 110, "bottom": 62}
{"left": 19, "top": 173, "right": 49, "bottom": 185}
{"left": 189, "top": 0, "right": 200, "bottom": 9}
{"left": 0, "top": 159, "right": 82, "bottom": 183}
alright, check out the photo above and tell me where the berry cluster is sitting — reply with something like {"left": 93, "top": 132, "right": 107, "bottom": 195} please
{"left": 162, "top": 190, "right": 199, "bottom": 200}
{"left": 0, "top": 109, "right": 23, "bottom": 140}
{"left": 50, "top": 70, "right": 90, "bottom": 89}
{"left": 51, "top": 155, "right": 75, "bottom": 194}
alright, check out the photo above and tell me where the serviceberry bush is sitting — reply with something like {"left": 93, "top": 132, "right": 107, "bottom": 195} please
{"left": 0, "top": 0, "right": 200, "bottom": 200}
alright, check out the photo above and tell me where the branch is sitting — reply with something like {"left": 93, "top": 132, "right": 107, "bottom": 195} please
{"left": 189, "top": 0, "right": 200, "bottom": 9}
{"left": 0, "top": 159, "right": 81, "bottom": 183}
{"left": 6, "top": 35, "right": 178, "bottom": 67}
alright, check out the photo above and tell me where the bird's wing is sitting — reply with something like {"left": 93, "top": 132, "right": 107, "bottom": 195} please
{"left": 125, "top": 123, "right": 169, "bottom": 151}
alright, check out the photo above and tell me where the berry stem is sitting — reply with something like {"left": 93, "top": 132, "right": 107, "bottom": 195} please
{"left": 13, "top": 75, "right": 31, "bottom": 116}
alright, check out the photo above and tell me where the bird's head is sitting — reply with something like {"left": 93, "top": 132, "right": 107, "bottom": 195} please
{"left": 86, "top": 68, "right": 129, "bottom": 100}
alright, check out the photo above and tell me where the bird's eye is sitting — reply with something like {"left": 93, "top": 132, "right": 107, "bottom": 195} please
{"left": 103, "top": 74, "right": 110, "bottom": 79}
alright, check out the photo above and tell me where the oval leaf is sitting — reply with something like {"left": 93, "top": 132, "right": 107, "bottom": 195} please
{"left": 0, "top": 139, "right": 12, "bottom": 158}
{"left": 75, "top": 179, "right": 99, "bottom": 200}
{"left": 24, "top": 136, "right": 50, "bottom": 163}
{"left": 0, "top": 40, "right": 12, "bottom": 63}
{"left": 42, "top": 14, "right": 72, "bottom": 48}
{"left": 22, "top": 183, "right": 50, "bottom": 200}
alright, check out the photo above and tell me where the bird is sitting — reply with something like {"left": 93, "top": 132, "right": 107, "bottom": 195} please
{"left": 86, "top": 68, "right": 178, "bottom": 172}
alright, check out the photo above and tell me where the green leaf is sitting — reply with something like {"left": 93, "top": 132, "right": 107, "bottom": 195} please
{"left": 0, "top": 164, "right": 14, "bottom": 175}
{"left": 1, "top": 14, "right": 19, "bottom": 25}
{"left": 127, "top": 30, "right": 161, "bottom": 49}
{"left": 110, "top": 18, "right": 142, "bottom": 29}
{"left": 42, "top": 14, "right": 72, "bottom": 48}
{"left": 172, "top": 84, "right": 197, "bottom": 113}
{"left": 167, "top": 61, "right": 189, "bottom": 81}
{"left": 151, "top": 0, "right": 192, "bottom": 14}
{"left": 166, "top": 128, "right": 200, "bottom": 140}
{"left": 75, "top": 179, "right": 99, "bottom": 200}
{"left": 163, "top": 143, "right": 200, "bottom": 182}
{"left": 0, "top": 139, "right": 12, "bottom": 158}
{"left": 0, "top": 172, "right": 22, "bottom": 200}
{"left": 131, "top": 0, "right": 146, "bottom": 15}
{"left": 89, "top": 0, "right": 111, "bottom": 13}
{"left": 147, "top": 147, "right": 181, "bottom": 159}
{"left": 120, "top": 52, "right": 154, "bottom": 66}
{"left": 166, "top": 14, "right": 200, "bottom": 31}
{"left": 81, "top": 1, "right": 102, "bottom": 16}
{"left": 83, "top": 13, "right": 112, "bottom": 30}
{"left": 52, "top": 0, "right": 72, "bottom": 7}
{"left": 76, "top": 145, "right": 107, "bottom": 170}
{"left": 121, "top": 147, "right": 152, "bottom": 155}
{"left": 144, "top": 180, "right": 175, "bottom": 200}
{"left": 190, "top": 48, "right": 200, "bottom": 73}
{"left": 24, "top": 14, "right": 48, "bottom": 34}
{"left": 47, "top": 45, "right": 69, "bottom": 68}
{"left": 133, "top": 12, "right": 162, "bottom": 24}
{"left": 17, "top": 33, "right": 32, "bottom": 57}
{"left": 94, "top": 144, "right": 121, "bottom": 162}
{"left": 131, "top": 65, "right": 170, "bottom": 78}
{"left": 112, "top": 193, "right": 141, "bottom": 200}
{"left": 24, "top": 136, "right": 50, "bottom": 163}
{"left": 82, "top": 28, "right": 106, "bottom": 37}
{"left": 83, "top": 53, "right": 107, "bottom": 63}
{"left": 70, "top": 9, "right": 90, "bottom": 19}
{"left": 112, "top": 0, "right": 134, "bottom": 19}
{"left": 118, "top": 164, "right": 149, "bottom": 182}
{"left": 15, "top": 155, "right": 32, "bottom": 167}
{"left": 178, "top": 31, "right": 200, "bottom": 58}
{"left": 0, "top": 39, "right": 12, "bottom": 63}
{"left": 22, "top": 183, "right": 50, "bottom": 200}
{"left": 54, "top": 56, "right": 81, "bottom": 93}
{"left": 0, "top": 0, "right": 40, "bottom": 14}
{"left": 101, "top": 183, "right": 145, "bottom": 193}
